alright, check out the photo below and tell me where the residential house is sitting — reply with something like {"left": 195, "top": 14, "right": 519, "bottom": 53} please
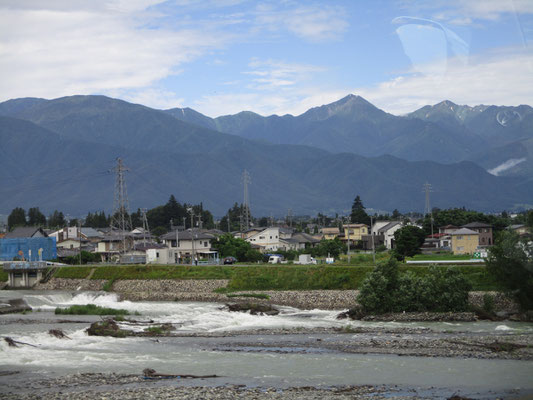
{"left": 451, "top": 228, "right": 479, "bottom": 255}
{"left": 95, "top": 232, "right": 133, "bottom": 262}
{"left": 509, "top": 224, "right": 529, "bottom": 236}
{"left": 4, "top": 227, "right": 48, "bottom": 239}
{"left": 439, "top": 225, "right": 459, "bottom": 234}
{"left": 161, "top": 229, "right": 218, "bottom": 263}
{"left": 245, "top": 227, "right": 301, "bottom": 252}
{"left": 321, "top": 227, "right": 340, "bottom": 240}
{"left": 462, "top": 222, "right": 493, "bottom": 246}
{"left": 1, "top": 227, "right": 56, "bottom": 261}
{"left": 49, "top": 227, "right": 103, "bottom": 243}
{"left": 377, "top": 221, "right": 402, "bottom": 249}
{"left": 342, "top": 224, "right": 368, "bottom": 242}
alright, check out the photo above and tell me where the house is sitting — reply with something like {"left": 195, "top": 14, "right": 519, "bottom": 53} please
{"left": 49, "top": 227, "right": 103, "bottom": 243}
{"left": 56, "top": 238, "right": 90, "bottom": 250}
{"left": 95, "top": 232, "right": 134, "bottom": 262}
{"left": 439, "top": 225, "right": 459, "bottom": 234}
{"left": 377, "top": 221, "right": 402, "bottom": 249}
{"left": 161, "top": 229, "right": 218, "bottom": 264}
{"left": 0, "top": 227, "right": 56, "bottom": 261}
{"left": 451, "top": 228, "right": 480, "bottom": 255}
{"left": 4, "top": 227, "right": 48, "bottom": 238}
{"left": 342, "top": 224, "right": 368, "bottom": 242}
{"left": 290, "top": 232, "right": 321, "bottom": 249}
{"left": 245, "top": 227, "right": 302, "bottom": 252}
{"left": 321, "top": 227, "right": 340, "bottom": 240}
{"left": 509, "top": 224, "right": 529, "bottom": 236}
{"left": 462, "top": 222, "right": 493, "bottom": 246}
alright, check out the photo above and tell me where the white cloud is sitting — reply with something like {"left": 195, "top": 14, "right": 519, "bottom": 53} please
{"left": 244, "top": 59, "right": 325, "bottom": 90}
{"left": 355, "top": 50, "right": 533, "bottom": 114}
{"left": 253, "top": 4, "right": 348, "bottom": 42}
{"left": 0, "top": 1, "right": 227, "bottom": 104}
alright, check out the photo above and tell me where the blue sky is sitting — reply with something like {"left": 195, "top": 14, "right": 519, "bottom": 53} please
{"left": 0, "top": 0, "right": 531, "bottom": 116}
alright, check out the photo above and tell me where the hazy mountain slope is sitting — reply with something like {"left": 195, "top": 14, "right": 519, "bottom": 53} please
{"left": 165, "top": 95, "right": 484, "bottom": 163}
{"left": 1, "top": 114, "right": 531, "bottom": 216}
{"left": 0, "top": 95, "right": 262, "bottom": 156}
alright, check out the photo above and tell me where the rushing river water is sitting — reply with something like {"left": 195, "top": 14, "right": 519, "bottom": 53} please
{"left": 1, "top": 290, "right": 533, "bottom": 398}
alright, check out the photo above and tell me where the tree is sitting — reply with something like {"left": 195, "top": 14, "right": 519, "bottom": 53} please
{"left": 357, "top": 259, "right": 471, "bottom": 314}
{"left": 212, "top": 233, "right": 261, "bottom": 262}
{"left": 28, "top": 207, "right": 46, "bottom": 226}
{"left": 391, "top": 209, "right": 401, "bottom": 219}
{"left": 8, "top": 207, "right": 26, "bottom": 229}
{"left": 48, "top": 210, "right": 66, "bottom": 228}
{"left": 311, "top": 238, "right": 346, "bottom": 258}
{"left": 350, "top": 195, "right": 370, "bottom": 225}
{"left": 485, "top": 230, "right": 533, "bottom": 311}
{"left": 393, "top": 225, "right": 426, "bottom": 259}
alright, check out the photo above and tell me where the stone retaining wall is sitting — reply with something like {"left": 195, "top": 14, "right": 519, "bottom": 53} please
{"left": 28, "top": 278, "right": 519, "bottom": 311}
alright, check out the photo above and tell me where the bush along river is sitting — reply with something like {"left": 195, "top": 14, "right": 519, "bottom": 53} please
{"left": 0, "top": 290, "right": 532, "bottom": 399}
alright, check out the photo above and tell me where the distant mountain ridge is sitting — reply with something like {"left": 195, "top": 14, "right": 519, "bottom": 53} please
{"left": 165, "top": 95, "right": 533, "bottom": 174}
{"left": 0, "top": 95, "right": 531, "bottom": 216}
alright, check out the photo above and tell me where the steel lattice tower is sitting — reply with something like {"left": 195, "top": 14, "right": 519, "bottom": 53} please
{"left": 110, "top": 158, "right": 132, "bottom": 251}
{"left": 423, "top": 182, "right": 434, "bottom": 236}
{"left": 242, "top": 169, "right": 251, "bottom": 230}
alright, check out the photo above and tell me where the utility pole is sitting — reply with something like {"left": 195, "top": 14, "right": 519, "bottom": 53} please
{"left": 242, "top": 170, "right": 251, "bottom": 231}
{"left": 78, "top": 220, "right": 82, "bottom": 266}
{"left": 287, "top": 208, "right": 293, "bottom": 228}
{"left": 423, "top": 182, "right": 434, "bottom": 236}
{"left": 346, "top": 218, "right": 351, "bottom": 264}
{"left": 188, "top": 208, "right": 195, "bottom": 265}
{"left": 110, "top": 158, "right": 132, "bottom": 253}
{"left": 370, "top": 216, "right": 376, "bottom": 265}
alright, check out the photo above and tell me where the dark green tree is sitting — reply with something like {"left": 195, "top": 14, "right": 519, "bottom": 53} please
{"left": 48, "top": 210, "right": 66, "bottom": 228}
{"left": 350, "top": 196, "right": 370, "bottom": 225}
{"left": 311, "top": 238, "right": 346, "bottom": 258}
{"left": 28, "top": 207, "right": 46, "bottom": 226}
{"left": 212, "top": 233, "right": 261, "bottom": 262}
{"left": 391, "top": 209, "right": 401, "bottom": 219}
{"left": 485, "top": 230, "right": 533, "bottom": 310}
{"left": 8, "top": 207, "right": 26, "bottom": 229}
{"left": 393, "top": 225, "right": 426, "bottom": 259}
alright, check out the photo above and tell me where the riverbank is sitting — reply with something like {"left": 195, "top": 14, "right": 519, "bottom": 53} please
{"left": 34, "top": 277, "right": 518, "bottom": 312}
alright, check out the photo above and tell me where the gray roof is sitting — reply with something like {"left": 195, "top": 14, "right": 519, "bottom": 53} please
{"left": 378, "top": 221, "right": 401, "bottom": 233}
{"left": 291, "top": 232, "right": 321, "bottom": 243}
{"left": 4, "top": 227, "right": 47, "bottom": 238}
{"left": 161, "top": 229, "right": 215, "bottom": 241}
{"left": 451, "top": 228, "right": 479, "bottom": 235}
{"left": 81, "top": 227, "right": 103, "bottom": 238}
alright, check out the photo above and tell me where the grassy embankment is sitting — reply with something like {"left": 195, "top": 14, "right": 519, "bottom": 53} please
{"left": 51, "top": 263, "right": 500, "bottom": 291}
{"left": 55, "top": 304, "right": 130, "bottom": 315}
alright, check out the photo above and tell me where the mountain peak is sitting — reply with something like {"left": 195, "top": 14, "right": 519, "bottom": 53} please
{"left": 301, "top": 94, "right": 385, "bottom": 122}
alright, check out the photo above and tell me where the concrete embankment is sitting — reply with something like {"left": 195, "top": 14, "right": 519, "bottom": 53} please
{"left": 33, "top": 278, "right": 519, "bottom": 312}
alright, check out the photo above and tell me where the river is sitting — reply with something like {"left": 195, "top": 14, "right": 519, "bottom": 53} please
{"left": 1, "top": 290, "right": 532, "bottom": 399}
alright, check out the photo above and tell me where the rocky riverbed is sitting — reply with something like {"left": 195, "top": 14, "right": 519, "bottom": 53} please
{"left": 0, "top": 377, "right": 434, "bottom": 400}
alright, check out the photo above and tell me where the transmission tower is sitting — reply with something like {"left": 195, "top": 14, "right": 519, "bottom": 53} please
{"left": 141, "top": 208, "right": 149, "bottom": 246}
{"left": 423, "top": 182, "right": 434, "bottom": 236}
{"left": 242, "top": 169, "right": 251, "bottom": 231}
{"left": 110, "top": 158, "right": 132, "bottom": 252}
{"left": 287, "top": 208, "right": 293, "bottom": 228}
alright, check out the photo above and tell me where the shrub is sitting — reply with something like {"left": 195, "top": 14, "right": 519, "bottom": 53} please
{"left": 55, "top": 304, "right": 130, "bottom": 315}
{"left": 482, "top": 293, "right": 495, "bottom": 314}
{"left": 357, "top": 259, "right": 472, "bottom": 314}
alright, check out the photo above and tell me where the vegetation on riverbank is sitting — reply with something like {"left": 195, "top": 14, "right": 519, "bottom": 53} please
{"left": 357, "top": 259, "right": 471, "bottom": 314}
{"left": 49, "top": 263, "right": 500, "bottom": 291}
{"left": 55, "top": 304, "right": 130, "bottom": 315}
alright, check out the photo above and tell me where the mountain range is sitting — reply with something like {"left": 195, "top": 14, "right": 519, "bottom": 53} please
{"left": 0, "top": 94, "right": 532, "bottom": 217}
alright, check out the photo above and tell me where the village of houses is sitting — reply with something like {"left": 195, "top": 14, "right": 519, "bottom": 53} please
{"left": 2, "top": 216, "right": 529, "bottom": 286}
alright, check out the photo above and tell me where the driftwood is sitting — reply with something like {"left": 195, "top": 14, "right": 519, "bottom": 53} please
{"left": 142, "top": 368, "right": 218, "bottom": 379}
{"left": 4, "top": 337, "right": 38, "bottom": 348}
{"left": 48, "top": 329, "right": 71, "bottom": 339}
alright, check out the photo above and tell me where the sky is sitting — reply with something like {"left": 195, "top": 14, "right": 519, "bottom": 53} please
{"left": 0, "top": 0, "right": 532, "bottom": 117}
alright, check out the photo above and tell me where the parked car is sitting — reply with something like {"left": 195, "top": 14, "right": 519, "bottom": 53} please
{"left": 223, "top": 256, "right": 237, "bottom": 265}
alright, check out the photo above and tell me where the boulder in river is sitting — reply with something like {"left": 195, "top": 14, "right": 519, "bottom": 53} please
{"left": 226, "top": 302, "right": 279, "bottom": 316}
